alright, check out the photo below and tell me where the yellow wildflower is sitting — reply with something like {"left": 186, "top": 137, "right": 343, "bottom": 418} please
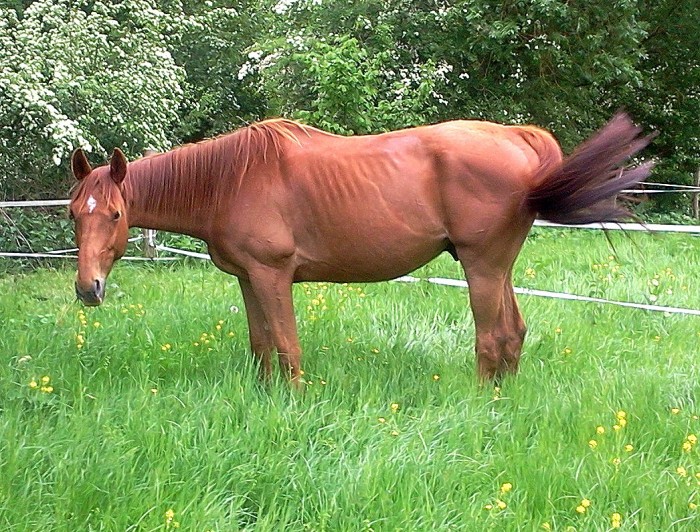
{"left": 588, "top": 439, "right": 598, "bottom": 449}
{"left": 28, "top": 380, "right": 38, "bottom": 389}
{"left": 624, "top": 444, "right": 634, "bottom": 452}
{"left": 496, "top": 499, "right": 507, "bottom": 510}
{"left": 611, "top": 512, "right": 622, "bottom": 528}
{"left": 390, "top": 403, "right": 399, "bottom": 413}
{"left": 596, "top": 426, "right": 605, "bottom": 434}
{"left": 677, "top": 466, "right": 688, "bottom": 477}
{"left": 500, "top": 482, "right": 513, "bottom": 494}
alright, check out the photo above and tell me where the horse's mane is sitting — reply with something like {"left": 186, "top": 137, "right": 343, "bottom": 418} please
{"left": 125, "top": 119, "right": 314, "bottom": 215}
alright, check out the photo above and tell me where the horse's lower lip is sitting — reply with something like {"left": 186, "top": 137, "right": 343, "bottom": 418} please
{"left": 75, "top": 285, "right": 104, "bottom": 306}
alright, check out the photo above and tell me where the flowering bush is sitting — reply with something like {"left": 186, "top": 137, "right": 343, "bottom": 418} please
{"left": 0, "top": 0, "right": 185, "bottom": 198}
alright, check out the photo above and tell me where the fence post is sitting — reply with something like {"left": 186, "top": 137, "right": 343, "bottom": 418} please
{"left": 693, "top": 166, "right": 700, "bottom": 220}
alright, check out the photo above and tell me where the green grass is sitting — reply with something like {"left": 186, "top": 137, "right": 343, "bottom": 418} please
{"left": 1, "top": 228, "right": 699, "bottom": 530}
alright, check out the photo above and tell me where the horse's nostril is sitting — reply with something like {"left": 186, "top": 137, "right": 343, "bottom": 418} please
{"left": 94, "top": 278, "right": 101, "bottom": 292}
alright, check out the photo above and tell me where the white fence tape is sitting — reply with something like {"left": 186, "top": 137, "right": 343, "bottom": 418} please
{"left": 0, "top": 199, "right": 69, "bottom": 208}
{"left": 400, "top": 276, "right": 700, "bottom": 317}
{"left": 533, "top": 220, "right": 700, "bottom": 234}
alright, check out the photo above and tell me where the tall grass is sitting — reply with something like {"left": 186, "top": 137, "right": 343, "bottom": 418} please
{"left": 0, "top": 229, "right": 699, "bottom": 530}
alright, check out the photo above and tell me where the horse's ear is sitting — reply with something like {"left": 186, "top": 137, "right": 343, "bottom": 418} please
{"left": 71, "top": 149, "right": 92, "bottom": 181}
{"left": 110, "top": 148, "right": 128, "bottom": 185}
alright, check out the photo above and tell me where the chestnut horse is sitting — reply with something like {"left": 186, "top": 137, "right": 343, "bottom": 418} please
{"left": 70, "top": 114, "right": 653, "bottom": 383}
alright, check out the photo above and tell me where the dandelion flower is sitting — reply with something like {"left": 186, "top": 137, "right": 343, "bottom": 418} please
{"left": 624, "top": 444, "right": 634, "bottom": 452}
{"left": 683, "top": 441, "right": 693, "bottom": 452}
{"left": 616, "top": 410, "right": 626, "bottom": 419}
{"left": 41, "top": 376, "right": 50, "bottom": 385}
{"left": 378, "top": 417, "right": 386, "bottom": 424}
{"left": 690, "top": 502, "right": 698, "bottom": 510}
{"left": 576, "top": 505, "right": 587, "bottom": 514}
{"left": 596, "top": 426, "right": 605, "bottom": 434}
{"left": 432, "top": 374, "right": 440, "bottom": 381}
{"left": 588, "top": 439, "right": 598, "bottom": 449}
{"left": 28, "top": 380, "right": 38, "bottom": 389}
{"left": 671, "top": 408, "right": 681, "bottom": 415}
{"left": 688, "top": 434, "right": 698, "bottom": 444}
{"left": 496, "top": 499, "right": 507, "bottom": 510}
{"left": 165, "top": 509, "right": 175, "bottom": 523}
{"left": 677, "top": 466, "right": 688, "bottom": 477}
{"left": 581, "top": 498, "right": 591, "bottom": 508}
{"left": 390, "top": 403, "right": 399, "bottom": 413}
{"left": 500, "top": 482, "right": 513, "bottom": 494}
{"left": 611, "top": 512, "right": 622, "bottom": 528}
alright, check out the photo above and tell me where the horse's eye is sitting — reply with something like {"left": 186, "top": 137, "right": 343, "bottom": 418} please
{"left": 113, "top": 211, "right": 121, "bottom": 221}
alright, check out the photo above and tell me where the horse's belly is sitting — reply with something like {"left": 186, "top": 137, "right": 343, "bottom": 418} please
{"left": 293, "top": 229, "right": 446, "bottom": 283}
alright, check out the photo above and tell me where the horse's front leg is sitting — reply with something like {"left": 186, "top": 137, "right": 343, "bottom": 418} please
{"left": 238, "top": 278, "right": 274, "bottom": 380}
{"left": 247, "top": 267, "right": 303, "bottom": 386}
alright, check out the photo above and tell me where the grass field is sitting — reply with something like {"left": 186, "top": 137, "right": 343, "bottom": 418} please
{"left": 1, "top": 227, "right": 699, "bottom": 531}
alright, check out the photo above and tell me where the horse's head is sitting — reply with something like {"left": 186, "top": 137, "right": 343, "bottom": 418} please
{"left": 70, "top": 148, "right": 130, "bottom": 306}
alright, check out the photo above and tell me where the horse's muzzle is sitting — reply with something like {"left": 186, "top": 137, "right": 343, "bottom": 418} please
{"left": 75, "top": 278, "right": 105, "bottom": 306}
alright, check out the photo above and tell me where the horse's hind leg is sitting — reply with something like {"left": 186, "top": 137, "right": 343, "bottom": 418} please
{"left": 500, "top": 274, "right": 527, "bottom": 374}
{"left": 457, "top": 251, "right": 527, "bottom": 381}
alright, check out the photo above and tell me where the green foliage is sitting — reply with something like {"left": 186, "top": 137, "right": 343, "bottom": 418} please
{"left": 254, "top": 34, "right": 442, "bottom": 134}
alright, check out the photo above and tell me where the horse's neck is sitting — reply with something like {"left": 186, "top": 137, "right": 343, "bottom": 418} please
{"left": 123, "top": 151, "right": 218, "bottom": 241}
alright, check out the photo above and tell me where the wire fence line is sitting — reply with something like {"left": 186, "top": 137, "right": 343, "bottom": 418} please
{"left": 0, "top": 197, "right": 698, "bottom": 316}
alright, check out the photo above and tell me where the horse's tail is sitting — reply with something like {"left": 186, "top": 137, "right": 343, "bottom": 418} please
{"left": 527, "top": 113, "right": 656, "bottom": 224}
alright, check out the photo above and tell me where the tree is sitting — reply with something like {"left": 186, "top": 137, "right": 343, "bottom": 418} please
{"left": 0, "top": 0, "right": 185, "bottom": 199}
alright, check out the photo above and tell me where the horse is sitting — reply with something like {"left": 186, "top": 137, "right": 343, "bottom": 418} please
{"left": 69, "top": 113, "right": 653, "bottom": 384}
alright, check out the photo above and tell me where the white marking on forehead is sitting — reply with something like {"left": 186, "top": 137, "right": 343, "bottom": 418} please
{"left": 87, "top": 195, "right": 98, "bottom": 214}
